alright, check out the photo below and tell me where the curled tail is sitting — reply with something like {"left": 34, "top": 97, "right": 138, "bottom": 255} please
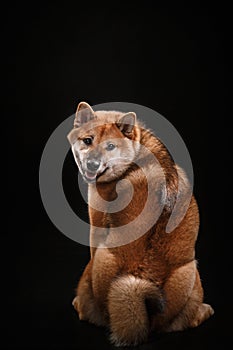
{"left": 108, "top": 275, "right": 164, "bottom": 347}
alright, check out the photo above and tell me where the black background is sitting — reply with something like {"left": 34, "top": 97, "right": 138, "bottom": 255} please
{"left": 5, "top": 3, "right": 232, "bottom": 350}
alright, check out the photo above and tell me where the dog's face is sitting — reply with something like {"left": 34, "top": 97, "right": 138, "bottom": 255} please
{"left": 67, "top": 102, "right": 141, "bottom": 183}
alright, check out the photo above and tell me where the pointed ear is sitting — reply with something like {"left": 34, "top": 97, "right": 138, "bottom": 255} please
{"left": 74, "top": 102, "right": 95, "bottom": 128}
{"left": 117, "top": 112, "right": 136, "bottom": 135}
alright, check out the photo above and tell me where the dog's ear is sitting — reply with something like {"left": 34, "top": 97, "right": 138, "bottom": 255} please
{"left": 74, "top": 102, "right": 95, "bottom": 128}
{"left": 117, "top": 112, "right": 136, "bottom": 135}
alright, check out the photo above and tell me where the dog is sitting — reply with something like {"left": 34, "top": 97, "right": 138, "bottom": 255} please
{"left": 67, "top": 102, "right": 214, "bottom": 346}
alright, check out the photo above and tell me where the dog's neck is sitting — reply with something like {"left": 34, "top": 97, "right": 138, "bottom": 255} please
{"left": 91, "top": 181, "right": 119, "bottom": 202}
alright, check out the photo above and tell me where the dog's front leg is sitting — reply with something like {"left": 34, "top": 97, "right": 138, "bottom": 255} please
{"left": 72, "top": 259, "right": 107, "bottom": 327}
{"left": 90, "top": 225, "right": 109, "bottom": 258}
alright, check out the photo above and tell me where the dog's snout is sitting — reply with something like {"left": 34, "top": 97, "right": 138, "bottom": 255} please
{"left": 87, "top": 159, "right": 100, "bottom": 172}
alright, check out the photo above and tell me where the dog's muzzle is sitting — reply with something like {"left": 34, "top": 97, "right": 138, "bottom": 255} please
{"left": 86, "top": 159, "right": 100, "bottom": 172}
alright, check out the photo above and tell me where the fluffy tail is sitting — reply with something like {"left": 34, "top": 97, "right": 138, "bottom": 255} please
{"left": 108, "top": 275, "right": 164, "bottom": 347}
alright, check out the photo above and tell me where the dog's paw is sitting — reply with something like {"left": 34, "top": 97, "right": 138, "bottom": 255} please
{"left": 190, "top": 303, "right": 214, "bottom": 328}
{"left": 72, "top": 296, "right": 79, "bottom": 311}
{"left": 72, "top": 296, "right": 86, "bottom": 320}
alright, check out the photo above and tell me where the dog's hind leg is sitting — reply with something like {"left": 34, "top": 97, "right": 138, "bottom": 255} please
{"left": 165, "top": 269, "right": 214, "bottom": 332}
{"left": 152, "top": 260, "right": 197, "bottom": 330}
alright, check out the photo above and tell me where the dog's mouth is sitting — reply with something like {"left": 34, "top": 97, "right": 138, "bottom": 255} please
{"left": 83, "top": 167, "right": 109, "bottom": 183}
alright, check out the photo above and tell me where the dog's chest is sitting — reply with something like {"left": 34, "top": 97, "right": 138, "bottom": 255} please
{"left": 88, "top": 179, "right": 150, "bottom": 227}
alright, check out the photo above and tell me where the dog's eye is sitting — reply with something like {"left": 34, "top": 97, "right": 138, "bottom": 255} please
{"left": 106, "top": 143, "right": 116, "bottom": 151}
{"left": 83, "top": 138, "right": 92, "bottom": 145}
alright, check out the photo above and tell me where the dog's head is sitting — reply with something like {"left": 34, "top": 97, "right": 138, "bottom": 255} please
{"left": 67, "top": 102, "right": 141, "bottom": 183}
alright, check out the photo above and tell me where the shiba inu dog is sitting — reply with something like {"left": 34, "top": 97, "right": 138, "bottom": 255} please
{"left": 67, "top": 102, "right": 214, "bottom": 346}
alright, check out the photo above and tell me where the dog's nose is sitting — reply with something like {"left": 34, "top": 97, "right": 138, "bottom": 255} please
{"left": 87, "top": 159, "right": 100, "bottom": 172}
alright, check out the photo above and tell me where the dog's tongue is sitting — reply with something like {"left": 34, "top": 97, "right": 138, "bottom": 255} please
{"left": 85, "top": 171, "right": 97, "bottom": 180}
